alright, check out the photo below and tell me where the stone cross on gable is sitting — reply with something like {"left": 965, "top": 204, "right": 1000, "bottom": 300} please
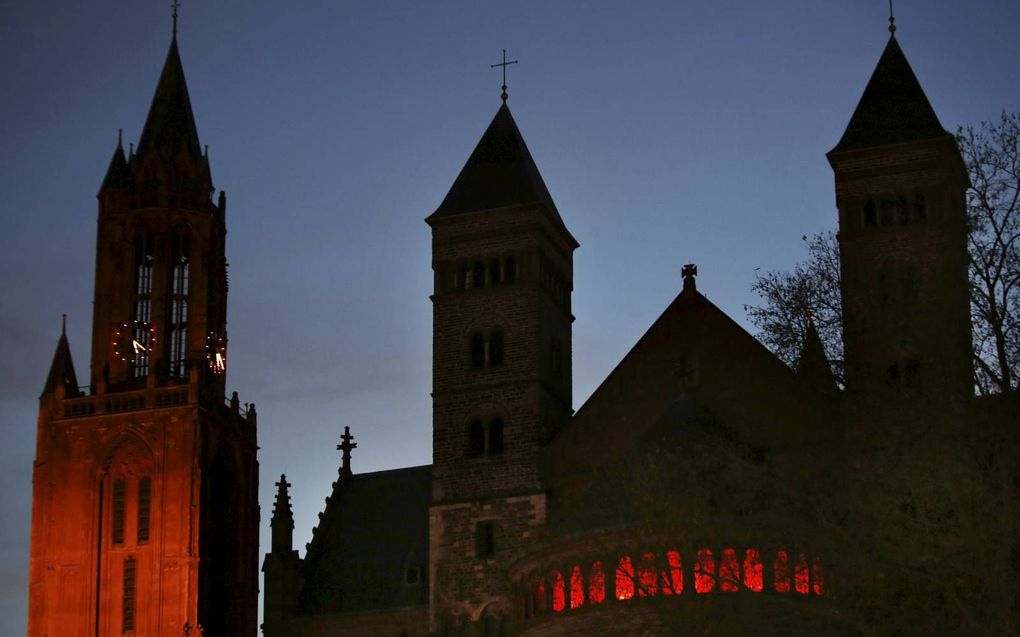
{"left": 682, "top": 263, "right": 698, "bottom": 292}
{"left": 337, "top": 426, "right": 357, "bottom": 477}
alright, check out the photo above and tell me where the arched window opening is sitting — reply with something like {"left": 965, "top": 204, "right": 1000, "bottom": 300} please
{"left": 122, "top": 556, "right": 136, "bottom": 632}
{"left": 473, "top": 262, "right": 486, "bottom": 289}
{"left": 695, "top": 549, "right": 715, "bottom": 594}
{"left": 504, "top": 256, "right": 517, "bottom": 283}
{"left": 456, "top": 264, "right": 469, "bottom": 290}
{"left": 913, "top": 193, "right": 928, "bottom": 222}
{"left": 488, "top": 419, "right": 504, "bottom": 454}
{"left": 864, "top": 200, "right": 877, "bottom": 227}
{"left": 637, "top": 552, "right": 657, "bottom": 597}
{"left": 470, "top": 333, "right": 485, "bottom": 369}
{"left": 719, "top": 548, "right": 740, "bottom": 592}
{"left": 812, "top": 558, "right": 826, "bottom": 596}
{"left": 534, "top": 579, "right": 547, "bottom": 613}
{"left": 662, "top": 550, "right": 683, "bottom": 595}
{"left": 112, "top": 479, "right": 126, "bottom": 545}
{"left": 476, "top": 521, "right": 495, "bottom": 558}
{"left": 569, "top": 565, "right": 584, "bottom": 609}
{"left": 468, "top": 420, "right": 485, "bottom": 457}
{"left": 588, "top": 560, "right": 606, "bottom": 604}
{"left": 795, "top": 553, "right": 810, "bottom": 594}
{"left": 489, "top": 259, "right": 502, "bottom": 287}
{"left": 743, "top": 549, "right": 763, "bottom": 592}
{"left": 137, "top": 477, "right": 151, "bottom": 544}
{"left": 489, "top": 330, "right": 504, "bottom": 366}
{"left": 168, "top": 235, "right": 190, "bottom": 378}
{"left": 552, "top": 571, "right": 566, "bottom": 612}
{"left": 774, "top": 550, "right": 791, "bottom": 593}
{"left": 130, "top": 236, "right": 154, "bottom": 379}
{"left": 615, "top": 556, "right": 635, "bottom": 600}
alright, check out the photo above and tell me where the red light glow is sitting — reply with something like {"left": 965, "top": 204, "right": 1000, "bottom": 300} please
{"left": 662, "top": 550, "right": 683, "bottom": 595}
{"left": 552, "top": 571, "right": 566, "bottom": 612}
{"left": 534, "top": 579, "right": 546, "bottom": 612}
{"left": 695, "top": 549, "right": 715, "bottom": 594}
{"left": 743, "top": 549, "right": 763, "bottom": 592}
{"left": 812, "top": 558, "right": 825, "bottom": 596}
{"left": 570, "top": 566, "right": 584, "bottom": 609}
{"left": 719, "top": 548, "right": 739, "bottom": 592}
{"left": 795, "top": 553, "right": 810, "bottom": 595}
{"left": 638, "top": 552, "right": 658, "bottom": 597}
{"left": 774, "top": 550, "right": 791, "bottom": 593}
{"left": 616, "top": 556, "right": 635, "bottom": 600}
{"left": 589, "top": 560, "right": 606, "bottom": 604}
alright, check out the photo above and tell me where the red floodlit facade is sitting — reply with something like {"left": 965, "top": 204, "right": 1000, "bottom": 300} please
{"left": 28, "top": 30, "right": 258, "bottom": 637}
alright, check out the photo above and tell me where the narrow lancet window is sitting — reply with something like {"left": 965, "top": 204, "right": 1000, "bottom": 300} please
{"left": 570, "top": 565, "right": 585, "bottom": 608}
{"left": 588, "top": 560, "right": 606, "bottom": 604}
{"left": 615, "top": 556, "right": 635, "bottom": 600}
{"left": 137, "top": 477, "right": 151, "bottom": 544}
{"left": 795, "top": 552, "right": 810, "bottom": 594}
{"left": 112, "top": 479, "right": 126, "bottom": 545}
{"left": 743, "top": 549, "right": 763, "bottom": 592}
{"left": 168, "top": 236, "right": 190, "bottom": 377}
{"left": 662, "top": 550, "right": 683, "bottom": 595}
{"left": 122, "top": 556, "right": 136, "bottom": 632}
{"left": 131, "top": 236, "right": 154, "bottom": 378}
{"left": 552, "top": 571, "right": 566, "bottom": 612}
{"left": 695, "top": 549, "right": 715, "bottom": 594}
{"left": 719, "top": 548, "right": 740, "bottom": 592}
{"left": 774, "top": 550, "right": 791, "bottom": 593}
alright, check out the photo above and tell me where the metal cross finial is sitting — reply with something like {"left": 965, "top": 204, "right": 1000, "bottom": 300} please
{"left": 171, "top": 0, "right": 181, "bottom": 38}
{"left": 888, "top": 0, "right": 896, "bottom": 34}
{"left": 490, "top": 49, "right": 518, "bottom": 103}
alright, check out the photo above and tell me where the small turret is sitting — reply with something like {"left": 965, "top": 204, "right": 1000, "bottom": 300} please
{"left": 41, "top": 316, "right": 79, "bottom": 398}
{"left": 796, "top": 316, "right": 838, "bottom": 396}
{"left": 270, "top": 474, "right": 295, "bottom": 553}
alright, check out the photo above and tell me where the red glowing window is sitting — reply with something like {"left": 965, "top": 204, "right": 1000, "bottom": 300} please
{"left": 795, "top": 553, "right": 810, "bottom": 595}
{"left": 812, "top": 558, "right": 825, "bottom": 596}
{"left": 570, "top": 566, "right": 584, "bottom": 609}
{"left": 589, "top": 560, "right": 606, "bottom": 604}
{"left": 616, "top": 556, "right": 635, "bottom": 600}
{"left": 661, "top": 550, "right": 683, "bottom": 595}
{"left": 552, "top": 571, "right": 566, "bottom": 612}
{"left": 774, "top": 550, "right": 791, "bottom": 593}
{"left": 719, "top": 548, "right": 740, "bottom": 592}
{"left": 695, "top": 549, "right": 715, "bottom": 594}
{"left": 638, "top": 552, "right": 658, "bottom": 597}
{"left": 534, "top": 579, "right": 546, "bottom": 612}
{"left": 743, "top": 549, "right": 763, "bottom": 592}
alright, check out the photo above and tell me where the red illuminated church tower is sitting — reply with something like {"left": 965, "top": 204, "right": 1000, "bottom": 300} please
{"left": 28, "top": 24, "right": 259, "bottom": 637}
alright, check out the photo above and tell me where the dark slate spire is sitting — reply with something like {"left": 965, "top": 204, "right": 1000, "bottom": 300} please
{"left": 832, "top": 36, "right": 949, "bottom": 152}
{"left": 136, "top": 35, "right": 203, "bottom": 162}
{"left": 99, "top": 130, "right": 133, "bottom": 193}
{"left": 796, "top": 317, "right": 838, "bottom": 395}
{"left": 428, "top": 103, "right": 574, "bottom": 242}
{"left": 270, "top": 474, "right": 295, "bottom": 552}
{"left": 42, "top": 317, "right": 79, "bottom": 397}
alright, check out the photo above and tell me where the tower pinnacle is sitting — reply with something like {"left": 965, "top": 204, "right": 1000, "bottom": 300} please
{"left": 888, "top": 0, "right": 896, "bottom": 35}
{"left": 490, "top": 49, "right": 518, "bottom": 103}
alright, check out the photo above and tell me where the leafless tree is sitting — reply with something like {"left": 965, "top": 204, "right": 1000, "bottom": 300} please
{"left": 746, "top": 112, "right": 1020, "bottom": 394}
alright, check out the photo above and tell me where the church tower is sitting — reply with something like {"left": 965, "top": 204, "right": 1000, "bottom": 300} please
{"left": 828, "top": 26, "right": 972, "bottom": 404}
{"left": 426, "top": 92, "right": 577, "bottom": 631}
{"left": 28, "top": 23, "right": 259, "bottom": 637}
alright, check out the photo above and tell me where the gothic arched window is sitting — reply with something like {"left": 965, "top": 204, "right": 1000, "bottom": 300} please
{"left": 470, "top": 333, "right": 485, "bottom": 369}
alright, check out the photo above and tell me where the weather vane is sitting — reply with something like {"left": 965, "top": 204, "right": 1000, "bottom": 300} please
{"left": 172, "top": 0, "right": 181, "bottom": 38}
{"left": 490, "top": 49, "right": 518, "bottom": 103}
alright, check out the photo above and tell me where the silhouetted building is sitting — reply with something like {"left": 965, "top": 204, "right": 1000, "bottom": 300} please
{"left": 29, "top": 30, "right": 259, "bottom": 636}
{"left": 263, "top": 25, "right": 1018, "bottom": 637}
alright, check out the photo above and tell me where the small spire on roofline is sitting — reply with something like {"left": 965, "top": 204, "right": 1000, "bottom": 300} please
{"left": 172, "top": 0, "right": 181, "bottom": 39}
{"left": 61, "top": 313, "right": 67, "bottom": 337}
{"left": 888, "top": 0, "right": 897, "bottom": 35}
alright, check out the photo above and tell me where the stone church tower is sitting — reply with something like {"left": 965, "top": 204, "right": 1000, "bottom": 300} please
{"left": 829, "top": 31, "right": 972, "bottom": 405}
{"left": 28, "top": 28, "right": 259, "bottom": 637}
{"left": 426, "top": 98, "right": 578, "bottom": 631}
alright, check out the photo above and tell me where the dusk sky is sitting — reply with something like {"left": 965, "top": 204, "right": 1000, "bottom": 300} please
{"left": 2, "top": 1, "right": 1018, "bottom": 631}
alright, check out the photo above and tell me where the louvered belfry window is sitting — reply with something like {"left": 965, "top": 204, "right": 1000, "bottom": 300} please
{"left": 112, "top": 479, "right": 126, "bottom": 545}
{"left": 122, "top": 556, "right": 136, "bottom": 632}
{"left": 137, "top": 477, "right": 151, "bottom": 544}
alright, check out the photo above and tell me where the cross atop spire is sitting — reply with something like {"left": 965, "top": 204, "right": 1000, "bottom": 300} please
{"left": 337, "top": 426, "right": 357, "bottom": 477}
{"left": 490, "top": 49, "right": 518, "bottom": 103}
{"left": 172, "top": 0, "right": 181, "bottom": 39}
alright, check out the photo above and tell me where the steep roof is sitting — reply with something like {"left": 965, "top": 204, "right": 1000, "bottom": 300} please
{"left": 299, "top": 465, "right": 431, "bottom": 615}
{"left": 42, "top": 328, "right": 78, "bottom": 397}
{"left": 428, "top": 103, "right": 572, "bottom": 238}
{"left": 832, "top": 36, "right": 949, "bottom": 152}
{"left": 136, "top": 36, "right": 203, "bottom": 161}
{"left": 99, "top": 138, "right": 132, "bottom": 193}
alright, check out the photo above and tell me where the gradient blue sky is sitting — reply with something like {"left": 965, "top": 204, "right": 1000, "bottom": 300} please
{"left": 2, "top": 1, "right": 1018, "bottom": 631}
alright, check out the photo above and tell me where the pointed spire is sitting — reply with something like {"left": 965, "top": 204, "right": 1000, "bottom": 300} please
{"left": 796, "top": 315, "right": 838, "bottom": 395}
{"left": 136, "top": 35, "right": 202, "bottom": 162}
{"left": 42, "top": 316, "right": 79, "bottom": 397}
{"left": 428, "top": 103, "right": 575, "bottom": 246}
{"left": 271, "top": 474, "right": 295, "bottom": 552}
{"left": 99, "top": 129, "right": 133, "bottom": 193}
{"left": 831, "top": 35, "right": 948, "bottom": 152}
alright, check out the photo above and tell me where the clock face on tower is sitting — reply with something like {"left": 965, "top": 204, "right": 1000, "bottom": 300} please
{"left": 112, "top": 321, "right": 154, "bottom": 361}
{"left": 206, "top": 331, "right": 227, "bottom": 374}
